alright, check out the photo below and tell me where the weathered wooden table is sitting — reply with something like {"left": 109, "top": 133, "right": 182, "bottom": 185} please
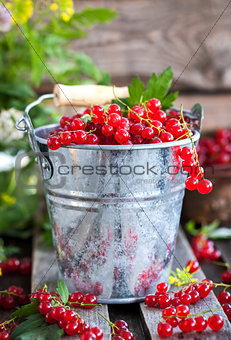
{"left": 31, "top": 229, "right": 231, "bottom": 339}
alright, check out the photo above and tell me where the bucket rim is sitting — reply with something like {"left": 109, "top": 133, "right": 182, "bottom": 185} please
{"left": 35, "top": 123, "right": 200, "bottom": 150}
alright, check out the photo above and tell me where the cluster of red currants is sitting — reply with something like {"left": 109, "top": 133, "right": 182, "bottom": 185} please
{"left": 145, "top": 279, "right": 213, "bottom": 310}
{"left": 198, "top": 128, "right": 231, "bottom": 166}
{"left": 0, "top": 285, "right": 28, "bottom": 309}
{"left": 145, "top": 280, "right": 224, "bottom": 338}
{"left": 47, "top": 98, "right": 190, "bottom": 149}
{"left": 218, "top": 291, "right": 231, "bottom": 321}
{"left": 111, "top": 320, "right": 134, "bottom": 340}
{"left": 191, "top": 234, "right": 221, "bottom": 262}
{"left": 178, "top": 146, "right": 213, "bottom": 194}
{"left": 0, "top": 320, "right": 19, "bottom": 340}
{"left": 0, "top": 257, "right": 31, "bottom": 275}
{"left": 33, "top": 288, "right": 104, "bottom": 339}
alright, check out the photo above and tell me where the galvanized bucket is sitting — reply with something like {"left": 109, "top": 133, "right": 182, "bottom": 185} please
{"left": 16, "top": 86, "right": 202, "bottom": 304}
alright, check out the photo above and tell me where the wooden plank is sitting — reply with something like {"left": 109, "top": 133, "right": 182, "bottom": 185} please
{"left": 215, "top": 239, "right": 231, "bottom": 265}
{"left": 139, "top": 229, "right": 231, "bottom": 339}
{"left": 31, "top": 231, "right": 111, "bottom": 339}
{"left": 72, "top": 0, "right": 231, "bottom": 91}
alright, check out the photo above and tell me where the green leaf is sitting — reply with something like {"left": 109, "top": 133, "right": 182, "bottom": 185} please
{"left": 127, "top": 76, "right": 144, "bottom": 107}
{"left": 0, "top": 83, "right": 35, "bottom": 99}
{"left": 186, "top": 220, "right": 199, "bottom": 236}
{"left": 11, "top": 314, "right": 64, "bottom": 340}
{"left": 161, "top": 91, "right": 178, "bottom": 109}
{"left": 74, "top": 8, "right": 117, "bottom": 26}
{"left": 56, "top": 279, "right": 69, "bottom": 304}
{"left": 208, "top": 228, "right": 231, "bottom": 240}
{"left": 12, "top": 301, "right": 39, "bottom": 318}
{"left": 80, "top": 114, "right": 92, "bottom": 124}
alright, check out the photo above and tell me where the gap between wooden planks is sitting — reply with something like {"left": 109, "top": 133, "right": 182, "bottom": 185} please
{"left": 32, "top": 229, "right": 231, "bottom": 339}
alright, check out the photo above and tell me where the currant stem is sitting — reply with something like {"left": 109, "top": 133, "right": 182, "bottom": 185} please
{"left": 0, "top": 290, "right": 22, "bottom": 297}
{"left": 180, "top": 104, "right": 200, "bottom": 167}
{"left": 213, "top": 261, "right": 231, "bottom": 269}
{"left": 0, "top": 317, "right": 16, "bottom": 327}
{"left": 97, "top": 312, "right": 119, "bottom": 330}
{"left": 188, "top": 306, "right": 221, "bottom": 317}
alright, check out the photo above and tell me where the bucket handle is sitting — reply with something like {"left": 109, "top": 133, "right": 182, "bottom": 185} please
{"left": 15, "top": 93, "right": 55, "bottom": 181}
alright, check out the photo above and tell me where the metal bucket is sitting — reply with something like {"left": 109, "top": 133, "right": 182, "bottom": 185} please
{"left": 16, "top": 91, "right": 202, "bottom": 304}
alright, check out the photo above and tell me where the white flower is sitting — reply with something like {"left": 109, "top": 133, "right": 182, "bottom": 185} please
{"left": 0, "top": 4, "right": 12, "bottom": 32}
{"left": 0, "top": 108, "right": 24, "bottom": 143}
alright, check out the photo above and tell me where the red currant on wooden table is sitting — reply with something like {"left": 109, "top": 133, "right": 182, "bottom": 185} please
{"left": 145, "top": 295, "right": 156, "bottom": 307}
{"left": 157, "top": 282, "right": 168, "bottom": 293}
{"left": 157, "top": 322, "right": 173, "bottom": 338}
{"left": 186, "top": 260, "right": 199, "bottom": 273}
{"left": 194, "top": 315, "right": 208, "bottom": 332}
{"left": 222, "top": 270, "right": 231, "bottom": 284}
{"left": 208, "top": 314, "right": 224, "bottom": 331}
{"left": 80, "top": 330, "right": 96, "bottom": 340}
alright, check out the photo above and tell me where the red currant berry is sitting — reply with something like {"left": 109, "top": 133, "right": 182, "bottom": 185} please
{"left": 39, "top": 301, "right": 52, "bottom": 315}
{"left": 71, "top": 118, "right": 85, "bottom": 131}
{"left": 80, "top": 331, "right": 96, "bottom": 340}
{"left": 39, "top": 293, "right": 52, "bottom": 303}
{"left": 92, "top": 105, "right": 104, "bottom": 116}
{"left": 157, "top": 282, "right": 168, "bottom": 293}
{"left": 157, "top": 294, "right": 171, "bottom": 308}
{"left": 157, "top": 322, "right": 173, "bottom": 338}
{"left": 218, "top": 291, "right": 231, "bottom": 305}
{"left": 209, "top": 249, "right": 221, "bottom": 261}
{"left": 147, "top": 98, "right": 161, "bottom": 113}
{"left": 73, "top": 130, "right": 87, "bottom": 144}
{"left": 114, "top": 320, "right": 129, "bottom": 329}
{"left": 222, "top": 270, "right": 231, "bottom": 284}
{"left": 51, "top": 306, "right": 66, "bottom": 321}
{"left": 108, "top": 113, "right": 122, "bottom": 127}
{"left": 190, "top": 290, "right": 200, "bottom": 304}
{"left": 90, "top": 327, "right": 103, "bottom": 340}
{"left": 107, "top": 104, "right": 121, "bottom": 116}
{"left": 167, "top": 317, "right": 178, "bottom": 328}
{"left": 82, "top": 293, "right": 97, "bottom": 309}
{"left": 180, "top": 147, "right": 194, "bottom": 161}
{"left": 162, "top": 307, "right": 176, "bottom": 320}
{"left": 150, "top": 120, "right": 163, "bottom": 134}
{"left": 65, "top": 321, "right": 78, "bottom": 336}
{"left": 102, "top": 125, "right": 114, "bottom": 137}
{"left": 130, "top": 123, "right": 144, "bottom": 135}
{"left": 2, "top": 295, "right": 15, "bottom": 309}
{"left": 145, "top": 295, "right": 156, "bottom": 307}
{"left": 62, "top": 309, "right": 77, "bottom": 322}
{"left": 160, "top": 131, "right": 174, "bottom": 143}
{"left": 194, "top": 315, "right": 208, "bottom": 332}
{"left": 8, "top": 286, "right": 25, "bottom": 295}
{"left": 69, "top": 291, "right": 84, "bottom": 305}
{"left": 179, "top": 317, "right": 196, "bottom": 332}
{"left": 149, "top": 137, "right": 162, "bottom": 144}
{"left": 47, "top": 137, "right": 61, "bottom": 150}
{"left": 171, "top": 297, "right": 181, "bottom": 307}
{"left": 150, "top": 110, "right": 167, "bottom": 123}
{"left": 142, "top": 127, "right": 154, "bottom": 139}
{"left": 180, "top": 293, "right": 192, "bottom": 305}
{"left": 176, "top": 305, "right": 190, "bottom": 319}
{"left": 186, "top": 260, "right": 199, "bottom": 273}
{"left": 115, "top": 129, "right": 130, "bottom": 144}
{"left": 197, "top": 284, "right": 211, "bottom": 298}
{"left": 117, "top": 330, "right": 134, "bottom": 340}
{"left": 182, "top": 160, "right": 195, "bottom": 173}
{"left": 185, "top": 177, "right": 198, "bottom": 191}
{"left": 191, "top": 166, "right": 204, "bottom": 180}
{"left": 0, "top": 331, "right": 10, "bottom": 340}
{"left": 45, "top": 311, "right": 56, "bottom": 324}
{"left": 165, "top": 118, "right": 180, "bottom": 131}
{"left": 86, "top": 134, "right": 99, "bottom": 145}
{"left": 19, "top": 258, "right": 32, "bottom": 275}
{"left": 60, "top": 115, "right": 72, "bottom": 127}
{"left": 59, "top": 320, "right": 68, "bottom": 329}
{"left": 208, "top": 314, "right": 224, "bottom": 331}
{"left": 60, "top": 131, "right": 72, "bottom": 145}
{"left": 197, "top": 179, "right": 213, "bottom": 194}
{"left": 6, "top": 258, "right": 20, "bottom": 272}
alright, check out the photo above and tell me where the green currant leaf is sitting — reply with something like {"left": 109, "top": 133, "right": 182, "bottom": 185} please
{"left": 208, "top": 227, "right": 231, "bottom": 240}
{"left": 161, "top": 91, "right": 178, "bottom": 109}
{"left": 11, "top": 314, "right": 64, "bottom": 340}
{"left": 12, "top": 301, "right": 39, "bottom": 318}
{"left": 80, "top": 114, "right": 92, "bottom": 124}
{"left": 185, "top": 220, "right": 199, "bottom": 236}
{"left": 56, "top": 279, "right": 69, "bottom": 304}
{"left": 127, "top": 75, "right": 144, "bottom": 107}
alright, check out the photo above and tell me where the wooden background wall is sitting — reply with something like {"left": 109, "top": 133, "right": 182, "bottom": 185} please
{"left": 74, "top": 0, "right": 231, "bottom": 92}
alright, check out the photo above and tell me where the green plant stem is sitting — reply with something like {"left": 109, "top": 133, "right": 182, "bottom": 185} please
{"left": 97, "top": 312, "right": 118, "bottom": 331}
{"left": 213, "top": 261, "right": 231, "bottom": 269}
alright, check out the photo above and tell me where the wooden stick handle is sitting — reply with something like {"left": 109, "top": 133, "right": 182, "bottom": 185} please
{"left": 53, "top": 84, "right": 129, "bottom": 107}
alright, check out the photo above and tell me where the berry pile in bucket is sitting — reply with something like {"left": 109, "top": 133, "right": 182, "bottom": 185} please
{"left": 46, "top": 68, "right": 213, "bottom": 194}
